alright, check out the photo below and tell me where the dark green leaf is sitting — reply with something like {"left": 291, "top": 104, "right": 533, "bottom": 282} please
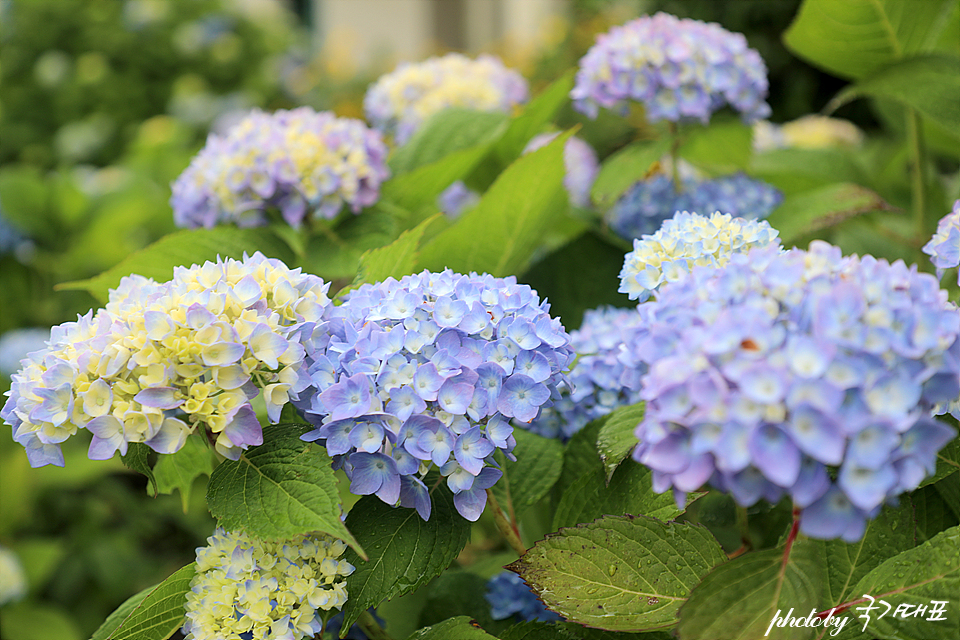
{"left": 933, "top": 472, "right": 960, "bottom": 520}
{"left": 352, "top": 214, "right": 437, "bottom": 288}
{"left": 57, "top": 227, "right": 294, "bottom": 303}
{"left": 913, "top": 481, "right": 960, "bottom": 543}
{"left": 302, "top": 208, "right": 399, "bottom": 283}
{"left": 596, "top": 402, "right": 644, "bottom": 482}
{"left": 677, "top": 541, "right": 824, "bottom": 640}
{"left": 510, "top": 515, "right": 726, "bottom": 632}
{"left": 339, "top": 488, "right": 472, "bottom": 629}
{"left": 91, "top": 564, "right": 196, "bottom": 640}
{"left": 406, "top": 616, "right": 499, "bottom": 640}
{"left": 501, "top": 622, "right": 672, "bottom": 640}
{"left": 590, "top": 138, "right": 672, "bottom": 211}
{"left": 766, "top": 183, "right": 894, "bottom": 245}
{"left": 500, "top": 428, "right": 564, "bottom": 517}
{"left": 152, "top": 433, "right": 214, "bottom": 512}
{"left": 205, "top": 424, "right": 360, "bottom": 555}
{"left": 121, "top": 443, "right": 157, "bottom": 497}
{"left": 783, "top": 0, "right": 956, "bottom": 80}
{"left": 556, "top": 414, "right": 605, "bottom": 498}
{"left": 389, "top": 109, "right": 508, "bottom": 174}
{"left": 417, "top": 570, "right": 503, "bottom": 634}
{"left": 827, "top": 55, "right": 960, "bottom": 132}
{"left": 418, "top": 131, "right": 572, "bottom": 277}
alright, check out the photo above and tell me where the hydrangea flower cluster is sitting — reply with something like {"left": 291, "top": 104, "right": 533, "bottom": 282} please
{"left": 1, "top": 253, "right": 329, "bottom": 467}
{"left": 182, "top": 528, "right": 354, "bottom": 640}
{"left": 487, "top": 571, "right": 561, "bottom": 623}
{"left": 293, "top": 270, "right": 574, "bottom": 521}
{"left": 922, "top": 199, "right": 960, "bottom": 284}
{"left": 170, "top": 107, "right": 390, "bottom": 228}
{"left": 621, "top": 241, "right": 960, "bottom": 542}
{"left": 619, "top": 211, "right": 781, "bottom": 303}
{"left": 522, "top": 132, "right": 600, "bottom": 208}
{"left": 525, "top": 307, "right": 644, "bottom": 440}
{"left": 571, "top": 12, "right": 770, "bottom": 124}
{"left": 608, "top": 172, "right": 783, "bottom": 243}
{"left": 363, "top": 53, "right": 528, "bottom": 145}
{"left": 753, "top": 115, "right": 864, "bottom": 152}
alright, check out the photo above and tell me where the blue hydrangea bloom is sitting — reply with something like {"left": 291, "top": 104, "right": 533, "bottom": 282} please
{"left": 608, "top": 172, "right": 783, "bottom": 243}
{"left": 487, "top": 571, "right": 561, "bottom": 622}
{"left": 525, "top": 306, "right": 644, "bottom": 440}
{"left": 293, "top": 270, "right": 574, "bottom": 521}
{"left": 923, "top": 199, "right": 960, "bottom": 285}
{"left": 622, "top": 241, "right": 960, "bottom": 542}
{"left": 571, "top": 12, "right": 771, "bottom": 124}
{"left": 364, "top": 53, "right": 528, "bottom": 145}
{"left": 619, "top": 210, "right": 781, "bottom": 302}
{"left": 523, "top": 133, "right": 600, "bottom": 208}
{"left": 171, "top": 107, "right": 390, "bottom": 228}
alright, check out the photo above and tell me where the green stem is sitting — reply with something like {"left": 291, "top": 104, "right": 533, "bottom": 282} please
{"left": 487, "top": 488, "right": 527, "bottom": 556}
{"left": 906, "top": 107, "right": 927, "bottom": 240}
{"left": 356, "top": 610, "right": 396, "bottom": 640}
{"left": 669, "top": 121, "right": 682, "bottom": 194}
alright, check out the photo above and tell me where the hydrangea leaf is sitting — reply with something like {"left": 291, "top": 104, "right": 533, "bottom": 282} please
{"left": 765, "top": 183, "right": 893, "bottom": 244}
{"left": 678, "top": 119, "right": 753, "bottom": 175}
{"left": 596, "top": 402, "right": 645, "bottom": 482}
{"left": 492, "top": 71, "right": 575, "bottom": 166}
{"left": 205, "top": 424, "right": 361, "bottom": 556}
{"left": 509, "top": 515, "right": 726, "bottom": 632}
{"left": 676, "top": 541, "right": 825, "bottom": 640}
{"left": 783, "top": 0, "right": 956, "bottom": 80}
{"left": 913, "top": 482, "right": 959, "bottom": 542}
{"left": 418, "top": 131, "right": 572, "bottom": 277}
{"left": 850, "top": 526, "right": 959, "bottom": 639}
{"left": 352, "top": 215, "right": 438, "bottom": 289}
{"left": 500, "top": 622, "right": 673, "bottom": 640}
{"left": 826, "top": 55, "right": 960, "bottom": 133}
{"left": 590, "top": 138, "right": 673, "bottom": 211}
{"left": 56, "top": 227, "right": 294, "bottom": 304}
{"left": 495, "top": 428, "right": 564, "bottom": 517}
{"left": 121, "top": 443, "right": 157, "bottom": 497}
{"left": 406, "top": 616, "right": 499, "bottom": 640}
{"left": 750, "top": 147, "right": 870, "bottom": 196}
{"left": 557, "top": 415, "right": 606, "bottom": 496}
{"left": 90, "top": 563, "right": 195, "bottom": 640}
{"left": 339, "top": 487, "right": 472, "bottom": 630}
{"left": 417, "top": 569, "right": 503, "bottom": 633}
{"left": 921, "top": 437, "right": 960, "bottom": 487}
{"left": 389, "top": 108, "right": 508, "bottom": 174}
{"left": 934, "top": 472, "right": 960, "bottom": 519}
{"left": 303, "top": 206, "right": 399, "bottom": 282}
{"left": 152, "top": 433, "right": 214, "bottom": 512}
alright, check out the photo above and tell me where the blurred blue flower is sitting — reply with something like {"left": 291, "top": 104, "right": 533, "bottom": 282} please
{"left": 523, "top": 133, "right": 599, "bottom": 208}
{"left": 486, "top": 571, "right": 561, "bottom": 623}
{"left": 923, "top": 199, "right": 960, "bottom": 284}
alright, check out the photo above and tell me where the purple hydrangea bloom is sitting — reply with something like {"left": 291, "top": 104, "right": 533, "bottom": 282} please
{"left": 571, "top": 12, "right": 771, "bottom": 124}
{"left": 294, "top": 270, "right": 574, "bottom": 521}
{"left": 523, "top": 133, "right": 600, "bottom": 208}
{"left": 171, "top": 107, "right": 389, "bottom": 228}
{"left": 922, "top": 199, "right": 960, "bottom": 284}
{"left": 364, "top": 53, "right": 529, "bottom": 146}
{"left": 487, "top": 571, "right": 561, "bottom": 622}
{"left": 622, "top": 241, "right": 960, "bottom": 542}
{"left": 608, "top": 172, "right": 783, "bottom": 243}
{"left": 525, "top": 306, "right": 645, "bottom": 440}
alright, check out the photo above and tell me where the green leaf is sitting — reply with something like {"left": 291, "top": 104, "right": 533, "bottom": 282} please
{"left": 339, "top": 488, "right": 472, "bottom": 629}
{"left": 417, "top": 130, "right": 572, "bottom": 277}
{"left": 913, "top": 481, "right": 959, "bottom": 542}
{"left": 509, "top": 515, "right": 726, "bottom": 632}
{"left": 416, "top": 570, "right": 503, "bottom": 634}
{"left": 678, "top": 119, "right": 753, "bottom": 175}
{"left": 677, "top": 542, "right": 824, "bottom": 640}
{"left": 750, "top": 148, "right": 870, "bottom": 196}
{"left": 0, "top": 603, "right": 82, "bottom": 640}
{"left": 389, "top": 109, "right": 508, "bottom": 174}
{"left": 57, "top": 227, "right": 294, "bottom": 303}
{"left": 500, "top": 622, "right": 673, "bottom": 640}
{"left": 596, "top": 402, "right": 644, "bottom": 482}
{"left": 496, "top": 428, "right": 564, "bottom": 518}
{"left": 90, "top": 563, "right": 196, "bottom": 640}
{"left": 0, "top": 165, "right": 53, "bottom": 237}
{"left": 783, "top": 0, "right": 956, "bottom": 80}
{"left": 121, "top": 443, "right": 157, "bottom": 497}
{"left": 557, "top": 414, "right": 606, "bottom": 497}
{"left": 590, "top": 138, "right": 672, "bottom": 211}
{"left": 152, "top": 433, "right": 214, "bottom": 512}
{"left": 852, "top": 525, "right": 959, "bottom": 639}
{"left": 353, "top": 214, "right": 437, "bottom": 287}
{"left": 492, "top": 71, "right": 575, "bottom": 165}
{"left": 827, "top": 55, "right": 960, "bottom": 132}
{"left": 302, "top": 208, "right": 399, "bottom": 283}
{"left": 205, "top": 424, "right": 360, "bottom": 556}
{"left": 934, "top": 472, "right": 960, "bottom": 520}
{"left": 406, "top": 616, "right": 499, "bottom": 640}
{"left": 766, "top": 183, "right": 894, "bottom": 245}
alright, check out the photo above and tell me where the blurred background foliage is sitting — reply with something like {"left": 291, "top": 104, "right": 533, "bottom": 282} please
{"left": 0, "top": 1, "right": 957, "bottom": 638}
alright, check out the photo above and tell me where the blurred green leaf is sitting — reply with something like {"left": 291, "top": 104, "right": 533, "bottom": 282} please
{"left": 353, "top": 214, "right": 438, "bottom": 288}
{"left": 416, "top": 570, "right": 503, "bottom": 634}
{"left": 0, "top": 165, "right": 52, "bottom": 237}
{"left": 827, "top": 55, "right": 960, "bottom": 132}
{"left": 57, "top": 227, "right": 294, "bottom": 303}
{"left": 596, "top": 402, "right": 645, "bottom": 482}
{"left": 205, "top": 424, "right": 360, "bottom": 556}
{"left": 679, "top": 119, "right": 753, "bottom": 175}
{"left": 406, "top": 616, "right": 499, "bottom": 640}
{"left": 152, "top": 433, "right": 213, "bottom": 512}
{"left": 509, "top": 515, "right": 726, "bottom": 632}
{"left": 0, "top": 602, "right": 82, "bottom": 640}
{"left": 750, "top": 148, "right": 870, "bottom": 195}
{"left": 492, "top": 71, "right": 575, "bottom": 165}
{"left": 90, "top": 563, "right": 195, "bottom": 640}
{"left": 389, "top": 109, "right": 508, "bottom": 174}
{"left": 766, "top": 183, "right": 894, "bottom": 245}
{"left": 418, "top": 131, "right": 571, "bottom": 276}
{"left": 590, "top": 138, "right": 672, "bottom": 210}
{"left": 783, "top": 0, "right": 956, "bottom": 79}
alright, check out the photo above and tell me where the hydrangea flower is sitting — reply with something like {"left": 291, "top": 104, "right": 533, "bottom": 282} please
{"left": 182, "top": 528, "right": 354, "bottom": 640}
{"left": 293, "top": 270, "right": 574, "bottom": 521}
{"left": 571, "top": 12, "right": 770, "bottom": 124}
{"left": 487, "top": 571, "right": 561, "bottom": 623}
{"left": 364, "top": 53, "right": 528, "bottom": 145}
{"left": 0, "top": 545, "right": 27, "bottom": 605}
{"left": 619, "top": 210, "right": 781, "bottom": 302}
{"left": 923, "top": 199, "right": 960, "bottom": 284}
{"left": 753, "top": 115, "right": 864, "bottom": 152}
{"left": 608, "top": 172, "right": 783, "bottom": 243}
{"left": 171, "top": 107, "right": 389, "bottom": 228}
{"left": 525, "top": 306, "right": 644, "bottom": 440}
{"left": 523, "top": 133, "right": 600, "bottom": 208}
{"left": 1, "top": 253, "right": 329, "bottom": 466}
{"left": 621, "top": 241, "right": 960, "bottom": 542}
